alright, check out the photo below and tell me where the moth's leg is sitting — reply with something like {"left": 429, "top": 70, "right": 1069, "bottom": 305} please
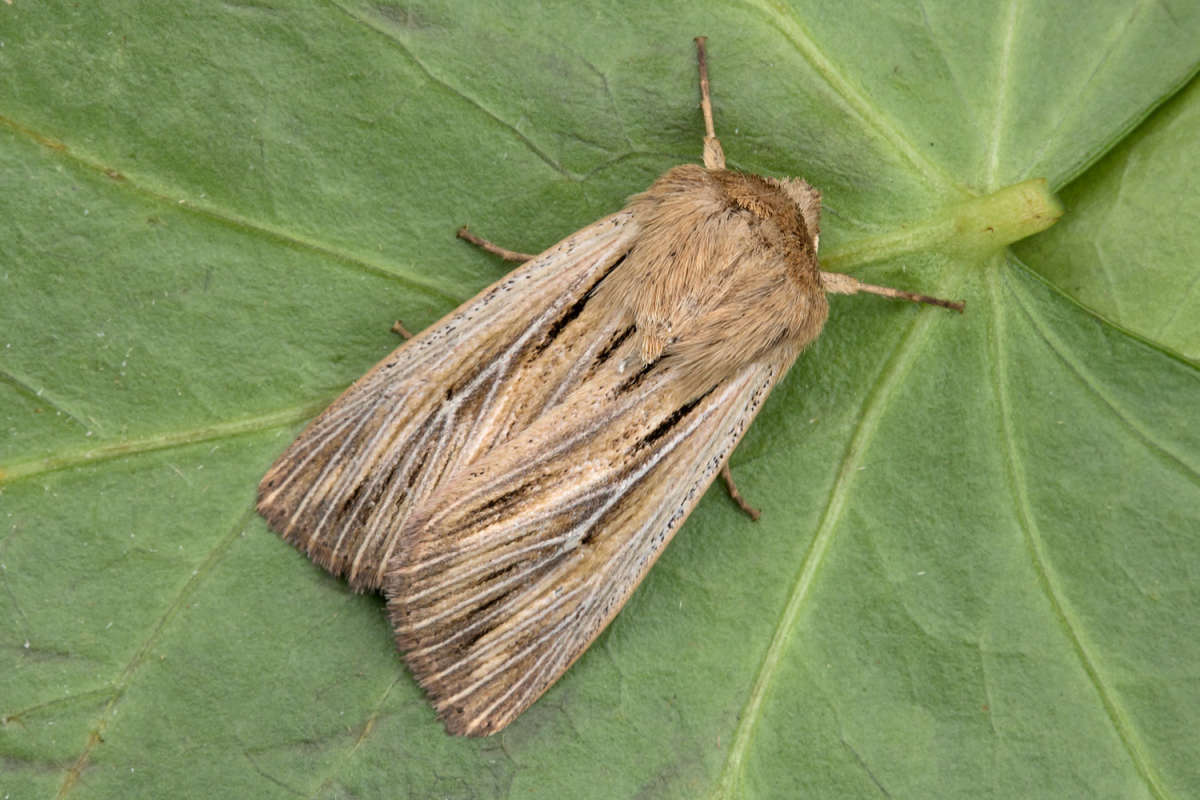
{"left": 819, "top": 271, "right": 965, "bottom": 313}
{"left": 694, "top": 37, "right": 726, "bottom": 170}
{"left": 721, "top": 463, "right": 761, "bottom": 521}
{"left": 409, "top": 221, "right": 542, "bottom": 334}
{"left": 457, "top": 226, "right": 535, "bottom": 263}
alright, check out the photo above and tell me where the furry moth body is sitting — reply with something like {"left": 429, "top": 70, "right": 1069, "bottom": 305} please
{"left": 257, "top": 38, "right": 963, "bottom": 737}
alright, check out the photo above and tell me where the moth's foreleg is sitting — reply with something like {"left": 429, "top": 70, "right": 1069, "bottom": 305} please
{"left": 456, "top": 226, "right": 536, "bottom": 263}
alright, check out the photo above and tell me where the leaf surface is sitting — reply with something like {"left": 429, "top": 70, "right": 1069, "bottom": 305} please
{"left": 2, "top": 2, "right": 1198, "bottom": 798}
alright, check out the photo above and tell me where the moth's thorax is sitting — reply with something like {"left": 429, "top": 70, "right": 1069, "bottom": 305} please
{"left": 595, "top": 164, "right": 829, "bottom": 398}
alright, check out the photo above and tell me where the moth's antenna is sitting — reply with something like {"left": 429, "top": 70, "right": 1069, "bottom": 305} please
{"left": 694, "top": 37, "right": 726, "bottom": 170}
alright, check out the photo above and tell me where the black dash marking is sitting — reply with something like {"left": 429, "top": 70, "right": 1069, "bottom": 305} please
{"left": 530, "top": 254, "right": 628, "bottom": 357}
{"left": 479, "top": 483, "right": 532, "bottom": 517}
{"left": 617, "top": 358, "right": 658, "bottom": 393}
{"left": 595, "top": 325, "right": 635, "bottom": 365}
{"left": 457, "top": 591, "right": 510, "bottom": 650}
{"left": 633, "top": 395, "right": 703, "bottom": 453}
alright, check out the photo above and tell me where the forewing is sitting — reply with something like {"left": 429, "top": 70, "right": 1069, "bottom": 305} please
{"left": 257, "top": 212, "right": 638, "bottom": 591}
{"left": 386, "top": 343, "right": 797, "bottom": 735}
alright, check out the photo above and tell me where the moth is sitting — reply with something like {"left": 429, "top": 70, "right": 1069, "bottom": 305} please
{"left": 257, "top": 38, "right": 962, "bottom": 737}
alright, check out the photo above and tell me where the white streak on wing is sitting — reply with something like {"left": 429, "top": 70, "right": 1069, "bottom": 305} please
{"left": 409, "top": 375, "right": 752, "bottom": 667}
{"left": 268, "top": 371, "right": 434, "bottom": 547}
{"left": 397, "top": 478, "right": 614, "bottom": 579}
{"left": 305, "top": 400, "right": 413, "bottom": 548}
{"left": 393, "top": 380, "right": 643, "bottom": 576}
{"left": 404, "top": 389, "right": 647, "bottom": 564}
{"left": 419, "top": 581, "right": 589, "bottom": 684}
{"left": 540, "top": 313, "right": 626, "bottom": 412}
{"left": 346, "top": 419, "right": 444, "bottom": 585}
{"left": 408, "top": 575, "right": 581, "bottom": 664}
{"left": 259, "top": 388, "right": 399, "bottom": 523}
{"left": 292, "top": 398, "right": 412, "bottom": 547}
{"left": 441, "top": 581, "right": 593, "bottom": 710}
{"left": 399, "top": 495, "right": 603, "bottom": 605}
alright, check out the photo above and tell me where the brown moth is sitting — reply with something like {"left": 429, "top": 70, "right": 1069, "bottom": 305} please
{"left": 257, "top": 38, "right": 962, "bottom": 737}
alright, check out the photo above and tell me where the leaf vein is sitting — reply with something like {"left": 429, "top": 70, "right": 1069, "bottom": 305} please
{"left": 331, "top": 1, "right": 574, "bottom": 180}
{"left": 55, "top": 508, "right": 258, "bottom": 799}
{"left": 988, "top": 260, "right": 1171, "bottom": 800}
{"left": 1, "top": 401, "right": 332, "bottom": 485}
{"left": 740, "top": 0, "right": 960, "bottom": 193}
{"left": 1007, "top": 261, "right": 1200, "bottom": 482}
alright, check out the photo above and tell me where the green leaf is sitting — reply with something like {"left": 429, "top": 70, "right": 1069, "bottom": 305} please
{"left": 2, "top": 2, "right": 1197, "bottom": 798}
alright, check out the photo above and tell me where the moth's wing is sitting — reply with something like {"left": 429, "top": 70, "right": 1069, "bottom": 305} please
{"left": 386, "top": 343, "right": 797, "bottom": 735}
{"left": 257, "top": 211, "right": 638, "bottom": 592}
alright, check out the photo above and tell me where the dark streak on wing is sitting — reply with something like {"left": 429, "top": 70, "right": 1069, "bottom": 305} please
{"left": 632, "top": 393, "right": 707, "bottom": 454}
{"left": 595, "top": 325, "right": 635, "bottom": 365}
{"left": 617, "top": 358, "right": 659, "bottom": 393}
